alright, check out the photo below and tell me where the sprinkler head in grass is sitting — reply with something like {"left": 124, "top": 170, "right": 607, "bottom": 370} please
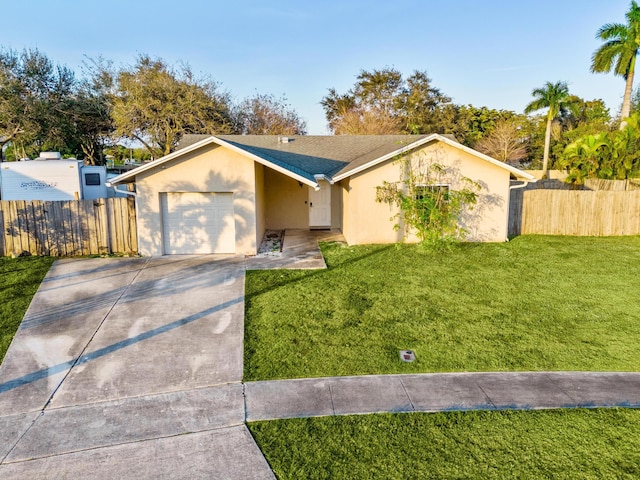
{"left": 399, "top": 350, "right": 415, "bottom": 362}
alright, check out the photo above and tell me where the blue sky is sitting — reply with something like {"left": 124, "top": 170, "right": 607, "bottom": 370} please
{"left": 1, "top": 0, "right": 633, "bottom": 134}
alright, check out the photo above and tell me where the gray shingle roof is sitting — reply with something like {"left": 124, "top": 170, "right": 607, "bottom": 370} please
{"left": 176, "top": 134, "right": 214, "bottom": 150}
{"left": 110, "top": 133, "right": 534, "bottom": 186}
{"left": 216, "top": 135, "right": 430, "bottom": 182}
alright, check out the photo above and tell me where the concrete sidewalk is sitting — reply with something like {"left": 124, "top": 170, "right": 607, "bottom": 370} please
{"left": 245, "top": 372, "right": 640, "bottom": 421}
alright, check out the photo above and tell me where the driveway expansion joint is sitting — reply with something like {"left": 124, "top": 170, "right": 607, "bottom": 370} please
{"left": 0, "top": 411, "right": 43, "bottom": 465}
{"left": 1, "top": 425, "right": 247, "bottom": 466}
{"left": 42, "top": 257, "right": 152, "bottom": 413}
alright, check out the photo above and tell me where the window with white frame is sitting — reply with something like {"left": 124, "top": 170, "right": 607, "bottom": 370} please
{"left": 414, "top": 184, "right": 450, "bottom": 201}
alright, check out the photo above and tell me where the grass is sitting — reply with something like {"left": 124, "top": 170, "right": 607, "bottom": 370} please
{"left": 249, "top": 409, "right": 640, "bottom": 479}
{"left": 244, "top": 236, "right": 640, "bottom": 381}
{"left": 0, "top": 256, "right": 54, "bottom": 363}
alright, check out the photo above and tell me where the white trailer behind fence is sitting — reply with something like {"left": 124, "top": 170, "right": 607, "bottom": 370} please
{"left": 0, "top": 152, "right": 107, "bottom": 201}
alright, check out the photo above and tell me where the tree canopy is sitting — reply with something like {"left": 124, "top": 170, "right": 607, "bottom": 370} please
{"left": 0, "top": 49, "right": 76, "bottom": 159}
{"left": 0, "top": 51, "right": 311, "bottom": 162}
{"left": 592, "top": 0, "right": 640, "bottom": 128}
{"left": 233, "top": 94, "right": 307, "bottom": 135}
{"left": 474, "top": 118, "right": 528, "bottom": 164}
{"left": 321, "top": 68, "right": 452, "bottom": 135}
{"left": 109, "top": 55, "right": 234, "bottom": 158}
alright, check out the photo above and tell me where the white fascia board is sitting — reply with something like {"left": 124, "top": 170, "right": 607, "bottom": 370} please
{"left": 212, "top": 137, "right": 319, "bottom": 188}
{"left": 332, "top": 133, "right": 536, "bottom": 182}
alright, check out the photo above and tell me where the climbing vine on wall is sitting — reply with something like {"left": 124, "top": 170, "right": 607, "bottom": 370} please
{"left": 375, "top": 154, "right": 480, "bottom": 246}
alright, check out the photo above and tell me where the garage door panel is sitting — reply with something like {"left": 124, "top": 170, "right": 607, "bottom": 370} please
{"left": 162, "top": 192, "right": 235, "bottom": 254}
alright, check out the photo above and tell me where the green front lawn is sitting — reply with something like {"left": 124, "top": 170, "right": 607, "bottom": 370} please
{"left": 0, "top": 256, "right": 54, "bottom": 363}
{"left": 249, "top": 409, "right": 640, "bottom": 479}
{"left": 244, "top": 236, "right": 640, "bottom": 381}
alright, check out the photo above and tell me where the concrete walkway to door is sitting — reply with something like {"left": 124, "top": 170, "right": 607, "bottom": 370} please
{"left": 0, "top": 255, "right": 274, "bottom": 479}
{"left": 246, "top": 228, "right": 345, "bottom": 270}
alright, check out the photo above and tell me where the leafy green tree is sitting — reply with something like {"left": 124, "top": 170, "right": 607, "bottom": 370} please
{"left": 559, "top": 114, "right": 640, "bottom": 182}
{"left": 321, "top": 68, "right": 451, "bottom": 135}
{"left": 591, "top": 0, "right": 640, "bottom": 128}
{"left": 524, "top": 81, "right": 577, "bottom": 178}
{"left": 400, "top": 70, "right": 452, "bottom": 134}
{"left": 559, "top": 133, "right": 610, "bottom": 183}
{"left": 445, "top": 105, "right": 520, "bottom": 147}
{"left": 549, "top": 97, "right": 612, "bottom": 162}
{"left": 67, "top": 57, "right": 117, "bottom": 165}
{"left": 607, "top": 114, "right": 640, "bottom": 177}
{"left": 0, "top": 48, "right": 84, "bottom": 160}
{"left": 111, "top": 55, "right": 234, "bottom": 158}
{"left": 233, "top": 93, "right": 306, "bottom": 135}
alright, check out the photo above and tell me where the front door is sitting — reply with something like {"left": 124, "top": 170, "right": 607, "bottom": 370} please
{"left": 309, "top": 181, "right": 331, "bottom": 228}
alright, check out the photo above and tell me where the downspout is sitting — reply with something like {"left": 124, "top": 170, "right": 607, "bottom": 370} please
{"left": 509, "top": 180, "right": 532, "bottom": 191}
{"left": 106, "top": 182, "right": 137, "bottom": 197}
{"left": 506, "top": 178, "right": 534, "bottom": 241}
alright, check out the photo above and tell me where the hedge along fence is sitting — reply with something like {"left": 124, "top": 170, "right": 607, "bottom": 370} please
{"left": 0, "top": 197, "right": 137, "bottom": 257}
{"left": 509, "top": 189, "right": 640, "bottom": 237}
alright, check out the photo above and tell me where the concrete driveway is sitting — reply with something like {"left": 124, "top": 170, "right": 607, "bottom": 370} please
{"left": 0, "top": 255, "right": 274, "bottom": 479}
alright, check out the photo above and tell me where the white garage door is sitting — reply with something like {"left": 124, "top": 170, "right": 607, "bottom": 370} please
{"left": 162, "top": 192, "right": 235, "bottom": 254}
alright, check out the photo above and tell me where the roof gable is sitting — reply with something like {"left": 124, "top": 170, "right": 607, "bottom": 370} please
{"left": 332, "top": 134, "right": 536, "bottom": 181}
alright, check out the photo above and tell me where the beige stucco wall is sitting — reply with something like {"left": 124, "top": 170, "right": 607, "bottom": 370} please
{"left": 134, "top": 144, "right": 258, "bottom": 256}
{"left": 254, "top": 163, "right": 266, "bottom": 248}
{"left": 330, "top": 183, "right": 342, "bottom": 230}
{"left": 263, "top": 168, "right": 308, "bottom": 229}
{"left": 263, "top": 170, "right": 343, "bottom": 230}
{"left": 342, "top": 141, "right": 511, "bottom": 245}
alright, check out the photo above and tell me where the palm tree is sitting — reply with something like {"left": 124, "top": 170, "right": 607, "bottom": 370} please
{"left": 559, "top": 133, "right": 610, "bottom": 184}
{"left": 524, "top": 81, "right": 574, "bottom": 178}
{"left": 591, "top": 1, "right": 640, "bottom": 129}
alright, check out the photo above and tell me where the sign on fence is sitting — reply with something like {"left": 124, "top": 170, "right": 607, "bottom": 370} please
{"left": 0, "top": 197, "right": 137, "bottom": 257}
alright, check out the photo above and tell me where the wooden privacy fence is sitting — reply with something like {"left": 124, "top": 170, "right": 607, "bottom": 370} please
{"left": 509, "top": 189, "right": 640, "bottom": 236}
{"left": 0, "top": 197, "right": 137, "bottom": 257}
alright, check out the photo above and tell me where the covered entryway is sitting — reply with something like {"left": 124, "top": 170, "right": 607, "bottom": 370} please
{"left": 161, "top": 192, "right": 236, "bottom": 254}
{"left": 309, "top": 181, "right": 331, "bottom": 228}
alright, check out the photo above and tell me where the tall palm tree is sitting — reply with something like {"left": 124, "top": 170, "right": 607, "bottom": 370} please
{"left": 591, "top": 1, "right": 640, "bottom": 129}
{"left": 524, "top": 81, "right": 574, "bottom": 178}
